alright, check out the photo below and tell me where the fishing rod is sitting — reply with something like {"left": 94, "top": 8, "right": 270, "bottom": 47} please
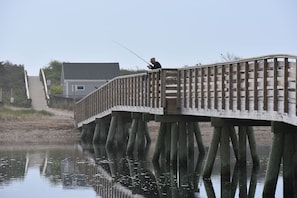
{"left": 114, "top": 41, "right": 152, "bottom": 66}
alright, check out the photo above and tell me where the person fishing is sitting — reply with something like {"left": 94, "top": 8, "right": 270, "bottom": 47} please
{"left": 147, "top": 57, "right": 162, "bottom": 70}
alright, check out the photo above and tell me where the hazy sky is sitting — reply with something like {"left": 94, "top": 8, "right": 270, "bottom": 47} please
{"left": 1, "top": 0, "right": 296, "bottom": 75}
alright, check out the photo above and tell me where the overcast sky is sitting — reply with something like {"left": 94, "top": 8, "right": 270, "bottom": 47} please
{"left": 1, "top": 0, "right": 296, "bottom": 75}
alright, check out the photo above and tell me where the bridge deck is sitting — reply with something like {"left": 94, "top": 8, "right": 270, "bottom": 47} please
{"left": 75, "top": 54, "right": 297, "bottom": 128}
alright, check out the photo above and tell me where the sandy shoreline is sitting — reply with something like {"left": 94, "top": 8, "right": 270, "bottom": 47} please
{"left": 0, "top": 112, "right": 81, "bottom": 145}
{"left": 0, "top": 111, "right": 273, "bottom": 147}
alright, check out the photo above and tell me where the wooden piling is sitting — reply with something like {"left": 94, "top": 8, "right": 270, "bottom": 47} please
{"left": 126, "top": 119, "right": 138, "bottom": 155}
{"left": 170, "top": 122, "right": 178, "bottom": 167}
{"left": 115, "top": 114, "right": 125, "bottom": 149}
{"left": 99, "top": 120, "right": 108, "bottom": 144}
{"left": 80, "top": 125, "right": 88, "bottom": 141}
{"left": 247, "top": 127, "right": 259, "bottom": 166}
{"left": 152, "top": 122, "right": 166, "bottom": 162}
{"left": 81, "top": 124, "right": 94, "bottom": 143}
{"left": 263, "top": 122, "right": 284, "bottom": 197}
{"left": 220, "top": 127, "right": 230, "bottom": 179}
{"left": 93, "top": 119, "right": 101, "bottom": 144}
{"left": 105, "top": 115, "right": 117, "bottom": 149}
{"left": 238, "top": 126, "right": 247, "bottom": 166}
{"left": 187, "top": 122, "right": 195, "bottom": 174}
{"left": 137, "top": 119, "right": 145, "bottom": 155}
{"left": 144, "top": 121, "right": 151, "bottom": 144}
{"left": 229, "top": 126, "right": 238, "bottom": 160}
{"left": 164, "top": 123, "right": 171, "bottom": 162}
{"left": 283, "top": 131, "right": 295, "bottom": 197}
{"left": 203, "top": 127, "right": 221, "bottom": 178}
{"left": 193, "top": 122, "right": 205, "bottom": 155}
{"left": 179, "top": 121, "right": 187, "bottom": 168}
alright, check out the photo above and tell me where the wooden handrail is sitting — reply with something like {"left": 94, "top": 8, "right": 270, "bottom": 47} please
{"left": 75, "top": 54, "right": 297, "bottom": 127}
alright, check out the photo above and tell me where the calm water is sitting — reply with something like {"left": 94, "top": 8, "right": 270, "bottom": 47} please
{"left": 0, "top": 142, "right": 283, "bottom": 197}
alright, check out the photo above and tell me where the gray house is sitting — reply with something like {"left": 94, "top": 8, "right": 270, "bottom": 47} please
{"left": 61, "top": 62, "right": 120, "bottom": 99}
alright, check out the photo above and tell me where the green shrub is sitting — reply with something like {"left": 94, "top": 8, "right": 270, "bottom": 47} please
{"left": 50, "top": 84, "right": 63, "bottom": 95}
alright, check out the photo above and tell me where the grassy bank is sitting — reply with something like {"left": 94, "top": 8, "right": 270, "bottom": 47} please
{"left": 0, "top": 107, "right": 53, "bottom": 121}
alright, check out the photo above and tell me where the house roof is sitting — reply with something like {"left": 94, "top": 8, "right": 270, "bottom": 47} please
{"left": 62, "top": 62, "right": 120, "bottom": 80}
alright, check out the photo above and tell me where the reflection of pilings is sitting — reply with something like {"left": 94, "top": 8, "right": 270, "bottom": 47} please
{"left": 263, "top": 122, "right": 297, "bottom": 197}
{"left": 153, "top": 153, "right": 205, "bottom": 197}
{"left": 203, "top": 179, "right": 216, "bottom": 198}
{"left": 203, "top": 160, "right": 258, "bottom": 198}
{"left": 25, "top": 152, "right": 29, "bottom": 175}
{"left": 248, "top": 166, "right": 259, "bottom": 197}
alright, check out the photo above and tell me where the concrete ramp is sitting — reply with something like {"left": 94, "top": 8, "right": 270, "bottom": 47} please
{"left": 28, "top": 76, "right": 48, "bottom": 110}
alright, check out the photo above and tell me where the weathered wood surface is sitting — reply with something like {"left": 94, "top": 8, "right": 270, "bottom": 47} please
{"left": 75, "top": 54, "right": 297, "bottom": 128}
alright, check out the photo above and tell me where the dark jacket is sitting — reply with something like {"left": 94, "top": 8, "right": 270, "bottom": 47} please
{"left": 149, "top": 61, "right": 162, "bottom": 69}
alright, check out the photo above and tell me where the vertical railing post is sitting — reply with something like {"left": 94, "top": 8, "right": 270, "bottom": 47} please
{"left": 214, "top": 66, "right": 218, "bottom": 110}
{"left": 273, "top": 58, "right": 278, "bottom": 111}
{"left": 222, "top": 65, "right": 226, "bottom": 110}
{"left": 284, "top": 57, "right": 289, "bottom": 113}
{"left": 263, "top": 59, "right": 268, "bottom": 111}
{"left": 160, "top": 69, "right": 166, "bottom": 108}
{"left": 207, "top": 67, "right": 211, "bottom": 109}
{"left": 236, "top": 63, "right": 241, "bottom": 110}
{"left": 254, "top": 60, "right": 258, "bottom": 111}
{"left": 229, "top": 64, "right": 233, "bottom": 110}
{"left": 245, "top": 62, "right": 249, "bottom": 111}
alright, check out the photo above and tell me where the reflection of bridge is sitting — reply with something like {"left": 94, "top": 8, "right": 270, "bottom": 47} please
{"left": 75, "top": 54, "right": 297, "bottom": 196}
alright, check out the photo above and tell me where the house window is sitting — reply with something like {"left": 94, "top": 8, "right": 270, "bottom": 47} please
{"left": 75, "top": 85, "right": 85, "bottom": 91}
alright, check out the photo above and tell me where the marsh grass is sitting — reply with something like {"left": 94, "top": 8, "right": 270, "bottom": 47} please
{"left": 0, "top": 107, "right": 54, "bottom": 121}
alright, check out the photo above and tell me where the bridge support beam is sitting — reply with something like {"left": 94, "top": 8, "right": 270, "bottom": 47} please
{"left": 203, "top": 118, "right": 238, "bottom": 178}
{"left": 263, "top": 122, "right": 297, "bottom": 197}
{"left": 153, "top": 116, "right": 206, "bottom": 170}
{"left": 105, "top": 112, "right": 131, "bottom": 150}
{"left": 203, "top": 118, "right": 261, "bottom": 178}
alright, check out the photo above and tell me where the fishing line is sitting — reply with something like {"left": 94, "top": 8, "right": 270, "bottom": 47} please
{"left": 113, "top": 41, "right": 151, "bottom": 66}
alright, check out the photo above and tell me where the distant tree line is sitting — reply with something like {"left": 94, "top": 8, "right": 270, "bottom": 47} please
{"left": 0, "top": 61, "right": 30, "bottom": 107}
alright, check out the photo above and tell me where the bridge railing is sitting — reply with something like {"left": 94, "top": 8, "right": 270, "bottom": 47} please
{"left": 75, "top": 54, "right": 297, "bottom": 127}
{"left": 178, "top": 54, "right": 297, "bottom": 125}
{"left": 75, "top": 69, "right": 178, "bottom": 126}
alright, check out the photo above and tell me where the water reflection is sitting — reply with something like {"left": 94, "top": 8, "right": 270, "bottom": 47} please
{"left": 0, "top": 144, "right": 283, "bottom": 197}
{"left": 0, "top": 145, "right": 96, "bottom": 198}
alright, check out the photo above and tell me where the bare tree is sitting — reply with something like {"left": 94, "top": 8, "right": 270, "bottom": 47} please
{"left": 220, "top": 52, "right": 241, "bottom": 62}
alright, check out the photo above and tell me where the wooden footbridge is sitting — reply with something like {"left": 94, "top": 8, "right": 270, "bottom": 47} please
{"left": 74, "top": 54, "right": 297, "bottom": 197}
